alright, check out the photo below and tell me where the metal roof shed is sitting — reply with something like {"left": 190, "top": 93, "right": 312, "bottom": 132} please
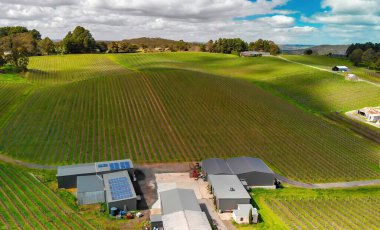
{"left": 201, "top": 158, "right": 233, "bottom": 177}
{"left": 77, "top": 175, "right": 105, "bottom": 205}
{"left": 103, "top": 170, "right": 137, "bottom": 212}
{"left": 56, "top": 159, "right": 134, "bottom": 189}
{"left": 160, "top": 189, "right": 201, "bottom": 214}
{"left": 208, "top": 175, "right": 251, "bottom": 212}
{"left": 162, "top": 210, "right": 211, "bottom": 230}
{"left": 227, "top": 157, "right": 274, "bottom": 187}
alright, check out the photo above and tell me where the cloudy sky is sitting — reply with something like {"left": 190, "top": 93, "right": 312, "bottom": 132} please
{"left": 0, "top": 0, "right": 379, "bottom": 44}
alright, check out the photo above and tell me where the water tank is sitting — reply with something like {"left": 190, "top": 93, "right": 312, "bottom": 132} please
{"left": 110, "top": 207, "right": 118, "bottom": 216}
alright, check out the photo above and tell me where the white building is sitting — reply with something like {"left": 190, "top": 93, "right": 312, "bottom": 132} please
{"left": 332, "top": 66, "right": 349, "bottom": 72}
{"left": 232, "top": 204, "right": 258, "bottom": 224}
{"left": 358, "top": 108, "right": 380, "bottom": 122}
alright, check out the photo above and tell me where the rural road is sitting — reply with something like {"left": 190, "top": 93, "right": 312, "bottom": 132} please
{"left": 1, "top": 152, "right": 379, "bottom": 189}
{"left": 277, "top": 56, "right": 380, "bottom": 88}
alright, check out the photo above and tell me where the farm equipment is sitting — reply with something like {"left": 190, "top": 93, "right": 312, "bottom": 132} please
{"left": 189, "top": 162, "right": 202, "bottom": 180}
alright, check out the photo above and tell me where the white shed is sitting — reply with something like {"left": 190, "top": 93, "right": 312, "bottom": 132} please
{"left": 233, "top": 204, "right": 258, "bottom": 224}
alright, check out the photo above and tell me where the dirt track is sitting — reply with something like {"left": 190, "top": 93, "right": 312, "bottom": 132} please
{"left": 1, "top": 153, "right": 379, "bottom": 189}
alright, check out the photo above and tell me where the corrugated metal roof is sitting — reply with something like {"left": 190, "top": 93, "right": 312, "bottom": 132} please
{"left": 77, "top": 191, "right": 105, "bottom": 205}
{"left": 160, "top": 189, "right": 201, "bottom": 215}
{"left": 227, "top": 157, "right": 274, "bottom": 175}
{"left": 103, "top": 171, "right": 136, "bottom": 203}
{"left": 77, "top": 175, "right": 104, "bottom": 192}
{"left": 57, "top": 163, "right": 96, "bottom": 177}
{"left": 162, "top": 210, "right": 211, "bottom": 230}
{"left": 233, "top": 204, "right": 257, "bottom": 217}
{"left": 56, "top": 159, "right": 134, "bottom": 177}
{"left": 201, "top": 158, "right": 233, "bottom": 175}
{"left": 208, "top": 175, "right": 251, "bottom": 199}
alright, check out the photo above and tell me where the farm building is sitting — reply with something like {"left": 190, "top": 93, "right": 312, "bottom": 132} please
{"left": 201, "top": 158, "right": 233, "bottom": 178}
{"left": 77, "top": 175, "right": 105, "bottom": 205}
{"left": 240, "top": 51, "right": 270, "bottom": 57}
{"left": 158, "top": 188, "right": 211, "bottom": 230}
{"left": 227, "top": 157, "right": 275, "bottom": 187}
{"left": 103, "top": 170, "right": 137, "bottom": 212}
{"left": 358, "top": 108, "right": 380, "bottom": 122}
{"left": 332, "top": 66, "right": 349, "bottom": 72}
{"left": 208, "top": 175, "right": 251, "bottom": 212}
{"left": 232, "top": 204, "right": 258, "bottom": 224}
{"left": 57, "top": 159, "right": 134, "bottom": 188}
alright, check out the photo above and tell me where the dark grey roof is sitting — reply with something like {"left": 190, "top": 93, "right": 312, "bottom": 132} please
{"left": 77, "top": 175, "right": 104, "bottom": 193}
{"left": 57, "top": 163, "right": 96, "bottom": 177}
{"left": 160, "top": 189, "right": 201, "bottom": 215}
{"left": 56, "top": 159, "right": 134, "bottom": 177}
{"left": 227, "top": 157, "right": 274, "bottom": 175}
{"left": 201, "top": 158, "right": 232, "bottom": 175}
{"left": 208, "top": 175, "right": 251, "bottom": 199}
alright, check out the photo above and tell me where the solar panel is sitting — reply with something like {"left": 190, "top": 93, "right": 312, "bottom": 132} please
{"left": 109, "top": 177, "right": 134, "bottom": 200}
{"left": 98, "top": 163, "right": 108, "bottom": 168}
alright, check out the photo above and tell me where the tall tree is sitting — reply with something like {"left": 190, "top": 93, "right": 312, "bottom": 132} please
{"left": 38, "top": 37, "right": 55, "bottom": 55}
{"left": 62, "top": 26, "right": 96, "bottom": 53}
{"left": 362, "top": 48, "right": 376, "bottom": 67}
{"left": 349, "top": 49, "right": 363, "bottom": 66}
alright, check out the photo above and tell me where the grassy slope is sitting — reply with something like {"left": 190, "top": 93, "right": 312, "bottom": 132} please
{"left": 0, "top": 162, "right": 96, "bottom": 230}
{"left": 239, "top": 187, "right": 380, "bottom": 230}
{"left": 0, "top": 53, "right": 379, "bottom": 183}
{"left": 111, "top": 53, "right": 380, "bottom": 112}
{"left": 283, "top": 55, "right": 380, "bottom": 83}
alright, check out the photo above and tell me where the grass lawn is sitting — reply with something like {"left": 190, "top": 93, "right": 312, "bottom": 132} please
{"left": 236, "top": 186, "right": 380, "bottom": 230}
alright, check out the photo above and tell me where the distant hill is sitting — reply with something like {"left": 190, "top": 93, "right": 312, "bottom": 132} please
{"left": 123, "top": 37, "right": 179, "bottom": 48}
{"left": 281, "top": 44, "right": 349, "bottom": 55}
{"left": 309, "top": 45, "right": 349, "bottom": 55}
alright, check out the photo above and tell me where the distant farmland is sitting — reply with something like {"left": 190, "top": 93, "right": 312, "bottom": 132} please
{"left": 0, "top": 53, "right": 379, "bottom": 183}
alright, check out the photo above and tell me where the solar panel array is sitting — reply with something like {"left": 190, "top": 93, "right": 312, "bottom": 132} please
{"left": 109, "top": 177, "right": 134, "bottom": 200}
{"left": 109, "top": 161, "right": 131, "bottom": 171}
{"left": 98, "top": 163, "right": 108, "bottom": 168}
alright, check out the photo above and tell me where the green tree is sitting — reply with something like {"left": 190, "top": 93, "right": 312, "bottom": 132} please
{"left": 176, "top": 40, "right": 189, "bottom": 51}
{"left": 107, "top": 42, "right": 119, "bottom": 53}
{"left": 362, "top": 48, "right": 376, "bottom": 67}
{"left": 374, "top": 58, "right": 380, "bottom": 70}
{"left": 96, "top": 41, "right": 108, "bottom": 53}
{"left": 62, "top": 26, "right": 96, "bottom": 53}
{"left": 17, "top": 56, "right": 29, "bottom": 71}
{"left": 304, "top": 49, "right": 313, "bottom": 55}
{"left": 38, "top": 37, "right": 55, "bottom": 55}
{"left": 349, "top": 49, "right": 363, "bottom": 66}
{"left": 29, "top": 29, "right": 41, "bottom": 40}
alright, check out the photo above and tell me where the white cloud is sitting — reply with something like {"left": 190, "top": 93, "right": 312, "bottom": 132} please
{"left": 0, "top": 0, "right": 319, "bottom": 44}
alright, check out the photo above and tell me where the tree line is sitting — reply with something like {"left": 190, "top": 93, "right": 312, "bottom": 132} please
{"left": 346, "top": 42, "right": 380, "bottom": 69}
{"left": 200, "top": 38, "right": 280, "bottom": 55}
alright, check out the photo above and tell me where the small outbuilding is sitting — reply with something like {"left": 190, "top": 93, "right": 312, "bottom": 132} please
{"left": 358, "top": 108, "right": 380, "bottom": 122}
{"left": 201, "top": 158, "right": 233, "bottom": 178}
{"left": 332, "top": 66, "right": 349, "bottom": 72}
{"left": 240, "top": 51, "right": 270, "bottom": 57}
{"left": 208, "top": 175, "right": 251, "bottom": 212}
{"left": 233, "top": 204, "right": 258, "bottom": 224}
{"left": 227, "top": 157, "right": 275, "bottom": 187}
{"left": 77, "top": 175, "right": 105, "bottom": 205}
{"left": 159, "top": 189, "right": 211, "bottom": 230}
{"left": 103, "top": 170, "right": 137, "bottom": 212}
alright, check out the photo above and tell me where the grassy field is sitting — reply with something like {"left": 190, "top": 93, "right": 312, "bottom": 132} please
{"left": 0, "top": 162, "right": 96, "bottom": 230}
{"left": 0, "top": 53, "right": 379, "bottom": 183}
{"left": 111, "top": 53, "right": 380, "bottom": 112}
{"left": 239, "top": 187, "right": 380, "bottom": 230}
{"left": 283, "top": 55, "right": 380, "bottom": 83}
